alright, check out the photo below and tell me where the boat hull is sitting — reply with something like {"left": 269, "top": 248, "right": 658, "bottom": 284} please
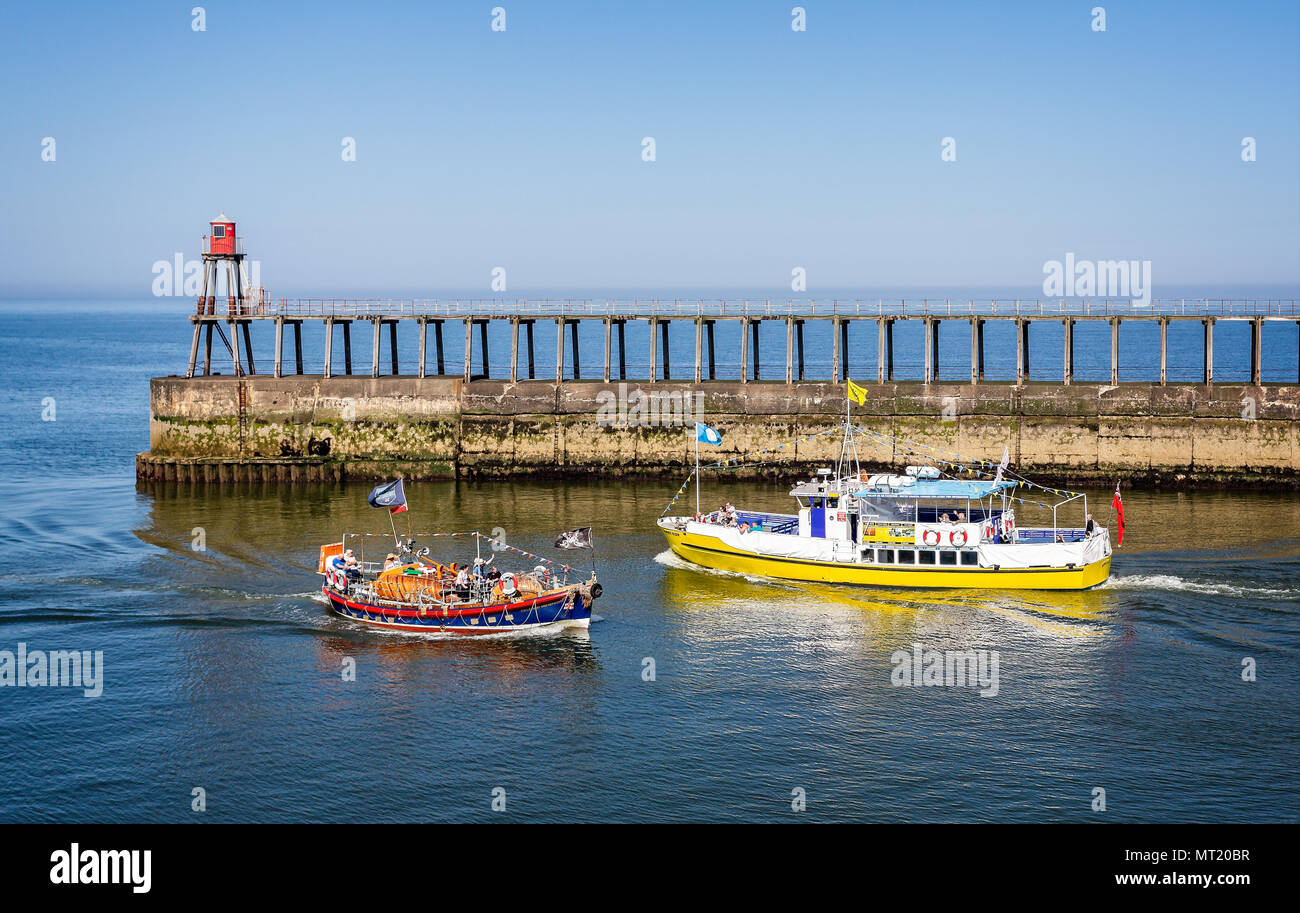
{"left": 324, "top": 585, "right": 592, "bottom": 634}
{"left": 661, "top": 526, "right": 1111, "bottom": 591}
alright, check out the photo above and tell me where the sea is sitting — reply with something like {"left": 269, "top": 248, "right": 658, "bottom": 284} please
{"left": 0, "top": 298, "right": 1297, "bottom": 822}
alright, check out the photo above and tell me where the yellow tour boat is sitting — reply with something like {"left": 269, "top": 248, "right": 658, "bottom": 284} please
{"left": 658, "top": 409, "right": 1113, "bottom": 592}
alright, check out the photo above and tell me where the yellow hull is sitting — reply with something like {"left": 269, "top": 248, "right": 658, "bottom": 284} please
{"left": 660, "top": 527, "right": 1111, "bottom": 591}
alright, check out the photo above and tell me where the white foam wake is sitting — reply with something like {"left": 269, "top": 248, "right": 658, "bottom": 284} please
{"left": 1100, "top": 574, "right": 1300, "bottom": 600}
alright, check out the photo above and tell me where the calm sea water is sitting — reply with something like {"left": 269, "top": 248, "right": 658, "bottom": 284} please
{"left": 0, "top": 302, "right": 1297, "bottom": 822}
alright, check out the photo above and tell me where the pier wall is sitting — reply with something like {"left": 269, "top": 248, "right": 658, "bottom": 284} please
{"left": 138, "top": 376, "right": 1300, "bottom": 486}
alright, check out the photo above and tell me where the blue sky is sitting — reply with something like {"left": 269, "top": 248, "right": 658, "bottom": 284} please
{"left": 1, "top": 0, "right": 1297, "bottom": 297}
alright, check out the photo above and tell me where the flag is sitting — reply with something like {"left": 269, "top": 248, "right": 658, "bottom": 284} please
{"left": 1112, "top": 483, "right": 1125, "bottom": 546}
{"left": 846, "top": 379, "right": 867, "bottom": 406}
{"left": 993, "top": 445, "right": 1010, "bottom": 484}
{"left": 696, "top": 423, "right": 723, "bottom": 446}
{"left": 367, "top": 478, "right": 408, "bottom": 514}
{"left": 555, "top": 527, "right": 593, "bottom": 549}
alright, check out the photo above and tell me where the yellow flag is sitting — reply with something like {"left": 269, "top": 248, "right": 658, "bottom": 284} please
{"left": 846, "top": 379, "right": 867, "bottom": 406}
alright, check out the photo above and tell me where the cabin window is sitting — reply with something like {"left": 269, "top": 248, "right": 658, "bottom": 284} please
{"left": 878, "top": 549, "right": 895, "bottom": 564}
{"left": 212, "top": 225, "right": 226, "bottom": 238}
{"left": 960, "top": 551, "right": 979, "bottom": 566}
{"left": 939, "top": 551, "right": 957, "bottom": 566}
{"left": 918, "top": 550, "right": 936, "bottom": 565}
{"left": 897, "top": 550, "right": 916, "bottom": 565}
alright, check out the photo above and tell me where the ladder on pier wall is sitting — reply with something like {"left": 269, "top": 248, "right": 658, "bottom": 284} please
{"left": 237, "top": 381, "right": 248, "bottom": 456}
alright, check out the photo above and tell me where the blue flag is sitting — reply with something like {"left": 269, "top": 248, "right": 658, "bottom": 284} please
{"left": 367, "top": 478, "right": 408, "bottom": 514}
{"left": 696, "top": 423, "right": 723, "bottom": 446}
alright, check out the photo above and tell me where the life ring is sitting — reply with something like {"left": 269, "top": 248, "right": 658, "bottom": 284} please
{"left": 983, "top": 522, "right": 994, "bottom": 541}
{"left": 921, "top": 528, "right": 941, "bottom": 546}
{"left": 333, "top": 573, "right": 348, "bottom": 595}
{"left": 500, "top": 572, "right": 518, "bottom": 597}
{"left": 950, "top": 529, "right": 968, "bottom": 547}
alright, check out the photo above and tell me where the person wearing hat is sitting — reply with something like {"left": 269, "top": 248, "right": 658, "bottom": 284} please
{"left": 383, "top": 553, "right": 401, "bottom": 571}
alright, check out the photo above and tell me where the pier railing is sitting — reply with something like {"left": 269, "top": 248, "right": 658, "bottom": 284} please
{"left": 213, "top": 297, "right": 1300, "bottom": 319}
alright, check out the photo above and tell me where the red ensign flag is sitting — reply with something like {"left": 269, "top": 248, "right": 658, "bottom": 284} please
{"left": 1112, "top": 484, "right": 1125, "bottom": 546}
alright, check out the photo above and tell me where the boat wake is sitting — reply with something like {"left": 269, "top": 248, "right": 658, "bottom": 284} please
{"left": 653, "top": 549, "right": 793, "bottom": 588}
{"left": 1100, "top": 574, "right": 1300, "bottom": 601}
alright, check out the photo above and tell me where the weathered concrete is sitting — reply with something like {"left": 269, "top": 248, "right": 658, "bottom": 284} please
{"left": 138, "top": 376, "right": 1300, "bottom": 486}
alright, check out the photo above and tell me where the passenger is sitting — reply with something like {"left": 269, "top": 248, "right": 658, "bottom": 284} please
{"left": 751, "top": 520, "right": 763, "bottom": 532}
{"left": 486, "top": 565, "right": 502, "bottom": 583}
{"left": 383, "top": 553, "right": 401, "bottom": 571}
{"left": 940, "top": 512, "right": 951, "bottom": 524}
{"left": 454, "top": 565, "right": 471, "bottom": 597}
{"left": 329, "top": 552, "right": 347, "bottom": 579}
{"left": 343, "top": 549, "right": 361, "bottom": 581}
{"left": 739, "top": 522, "right": 750, "bottom": 533}
{"left": 956, "top": 511, "right": 966, "bottom": 523}
{"left": 1085, "top": 513, "right": 1095, "bottom": 537}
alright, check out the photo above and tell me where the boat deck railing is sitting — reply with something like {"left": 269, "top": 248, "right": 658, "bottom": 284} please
{"left": 1013, "top": 527, "right": 1089, "bottom": 544}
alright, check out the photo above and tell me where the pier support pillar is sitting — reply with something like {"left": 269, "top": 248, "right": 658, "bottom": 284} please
{"left": 969, "top": 318, "right": 984, "bottom": 385}
{"left": 371, "top": 319, "right": 382, "bottom": 378}
{"left": 796, "top": 320, "right": 805, "bottom": 380}
{"left": 831, "top": 318, "right": 840, "bottom": 384}
{"left": 1110, "top": 317, "right": 1120, "bottom": 385}
{"left": 1063, "top": 318, "right": 1074, "bottom": 385}
{"left": 1015, "top": 319, "right": 1028, "bottom": 385}
{"left": 525, "top": 321, "right": 535, "bottom": 379}
{"left": 187, "top": 322, "right": 202, "bottom": 378}
{"left": 342, "top": 321, "right": 353, "bottom": 375}
{"left": 1158, "top": 318, "right": 1168, "bottom": 386}
{"left": 740, "top": 318, "right": 749, "bottom": 384}
{"left": 480, "top": 320, "right": 490, "bottom": 379}
{"left": 273, "top": 317, "right": 284, "bottom": 378}
{"left": 511, "top": 319, "right": 520, "bottom": 383}
{"left": 923, "top": 318, "right": 938, "bottom": 384}
{"left": 419, "top": 319, "right": 428, "bottom": 379}
{"left": 604, "top": 319, "right": 613, "bottom": 383}
{"left": 572, "top": 320, "right": 582, "bottom": 380}
{"left": 876, "top": 319, "right": 886, "bottom": 383}
{"left": 323, "top": 318, "right": 333, "bottom": 379}
{"left": 785, "top": 317, "right": 794, "bottom": 384}
{"left": 555, "top": 318, "right": 566, "bottom": 383}
{"left": 706, "top": 320, "right": 716, "bottom": 380}
{"left": 648, "top": 318, "right": 658, "bottom": 383}
{"left": 434, "top": 320, "right": 446, "bottom": 376}
{"left": 694, "top": 318, "right": 703, "bottom": 384}
{"left": 751, "top": 319, "right": 761, "bottom": 381}
{"left": 464, "top": 319, "right": 473, "bottom": 383}
{"left": 203, "top": 323, "right": 214, "bottom": 376}
{"left": 1250, "top": 317, "right": 1263, "bottom": 385}
{"left": 1203, "top": 318, "right": 1215, "bottom": 385}
{"left": 616, "top": 321, "right": 626, "bottom": 380}
{"left": 292, "top": 321, "right": 303, "bottom": 375}
{"left": 392, "top": 321, "right": 401, "bottom": 375}
{"left": 659, "top": 320, "right": 670, "bottom": 381}
{"left": 839, "top": 319, "right": 849, "bottom": 383}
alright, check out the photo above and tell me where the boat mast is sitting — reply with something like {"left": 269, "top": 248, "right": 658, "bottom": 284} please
{"left": 835, "top": 394, "right": 860, "bottom": 491}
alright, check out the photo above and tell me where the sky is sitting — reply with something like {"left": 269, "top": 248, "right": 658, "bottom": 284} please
{"left": 1, "top": 0, "right": 1297, "bottom": 298}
